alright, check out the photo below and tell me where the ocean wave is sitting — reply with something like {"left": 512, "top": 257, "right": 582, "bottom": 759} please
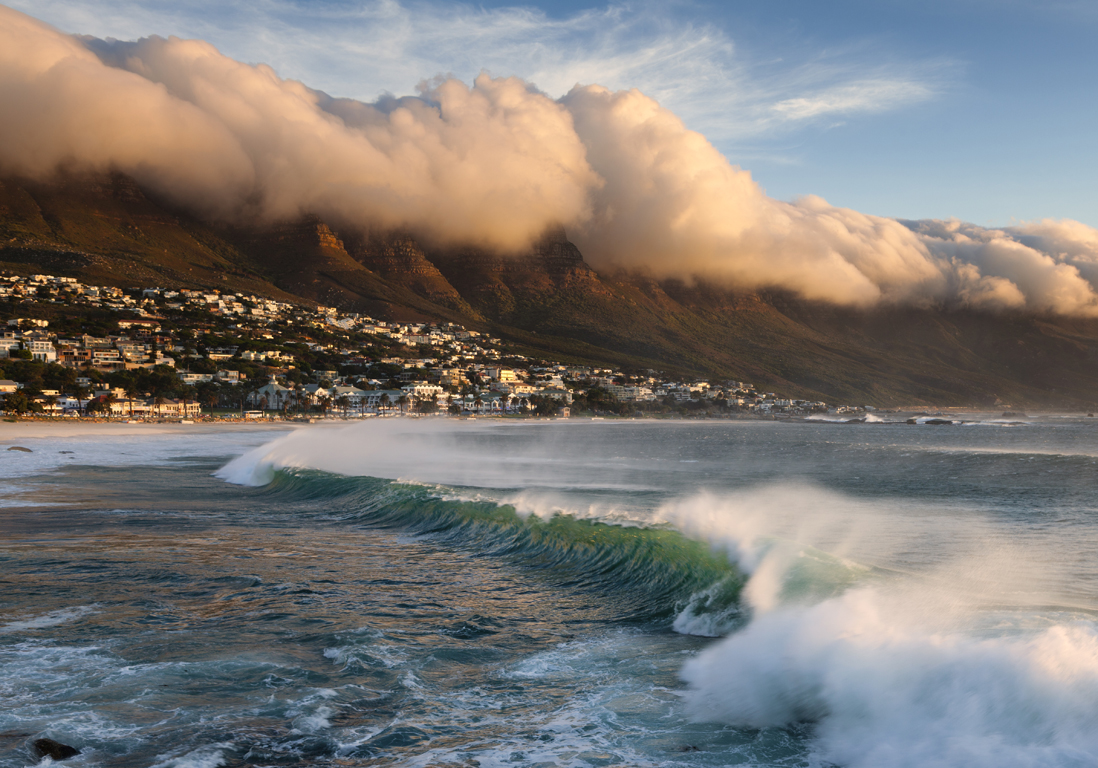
{"left": 804, "top": 413, "right": 888, "bottom": 424}
{"left": 681, "top": 586, "right": 1098, "bottom": 768}
{"left": 214, "top": 423, "right": 1098, "bottom": 765}
{"left": 251, "top": 470, "right": 745, "bottom": 625}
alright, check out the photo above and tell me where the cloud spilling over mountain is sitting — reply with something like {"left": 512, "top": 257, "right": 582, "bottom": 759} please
{"left": 2, "top": 5, "right": 1097, "bottom": 314}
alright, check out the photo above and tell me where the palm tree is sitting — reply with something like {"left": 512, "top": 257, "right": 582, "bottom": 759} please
{"left": 125, "top": 384, "right": 140, "bottom": 418}
{"left": 337, "top": 395, "right": 350, "bottom": 418}
{"left": 178, "top": 384, "right": 196, "bottom": 419}
{"left": 71, "top": 383, "right": 89, "bottom": 416}
{"left": 397, "top": 393, "right": 409, "bottom": 414}
{"left": 379, "top": 393, "right": 391, "bottom": 414}
{"left": 473, "top": 394, "right": 483, "bottom": 413}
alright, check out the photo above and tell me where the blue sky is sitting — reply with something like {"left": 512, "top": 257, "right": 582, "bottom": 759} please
{"left": 12, "top": 0, "right": 1096, "bottom": 226}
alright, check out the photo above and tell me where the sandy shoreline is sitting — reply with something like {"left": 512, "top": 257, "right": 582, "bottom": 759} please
{"left": 3, "top": 409, "right": 1089, "bottom": 446}
{"left": 0, "top": 419, "right": 298, "bottom": 443}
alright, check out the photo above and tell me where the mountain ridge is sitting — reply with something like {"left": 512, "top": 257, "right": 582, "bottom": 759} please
{"left": 2, "top": 170, "right": 1097, "bottom": 408}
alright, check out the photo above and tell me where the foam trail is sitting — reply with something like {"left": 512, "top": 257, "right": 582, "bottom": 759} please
{"left": 217, "top": 419, "right": 668, "bottom": 494}
{"left": 0, "top": 605, "right": 98, "bottom": 634}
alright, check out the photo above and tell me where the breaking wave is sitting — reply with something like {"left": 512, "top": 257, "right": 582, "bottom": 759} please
{"left": 215, "top": 426, "right": 1098, "bottom": 767}
{"left": 250, "top": 470, "right": 746, "bottom": 627}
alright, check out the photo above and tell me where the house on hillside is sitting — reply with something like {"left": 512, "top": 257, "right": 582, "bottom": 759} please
{"left": 362, "top": 389, "right": 407, "bottom": 413}
{"left": 401, "top": 382, "right": 443, "bottom": 401}
{"left": 328, "top": 385, "right": 368, "bottom": 413}
{"left": 248, "top": 378, "right": 294, "bottom": 410}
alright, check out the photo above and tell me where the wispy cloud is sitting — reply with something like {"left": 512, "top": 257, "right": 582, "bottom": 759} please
{"left": 8, "top": 0, "right": 950, "bottom": 146}
{"left": 771, "top": 78, "right": 935, "bottom": 122}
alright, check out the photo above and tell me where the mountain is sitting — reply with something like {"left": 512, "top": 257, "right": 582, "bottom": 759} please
{"left": 3, "top": 170, "right": 1098, "bottom": 409}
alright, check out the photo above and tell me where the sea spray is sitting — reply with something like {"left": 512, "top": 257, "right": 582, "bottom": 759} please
{"left": 680, "top": 586, "right": 1098, "bottom": 768}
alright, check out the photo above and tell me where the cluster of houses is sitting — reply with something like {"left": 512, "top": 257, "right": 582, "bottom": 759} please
{"left": 2, "top": 272, "right": 839, "bottom": 419}
{"left": 245, "top": 368, "right": 562, "bottom": 416}
{"left": 237, "top": 364, "right": 830, "bottom": 418}
{"left": 0, "top": 378, "right": 201, "bottom": 418}
{"left": 0, "top": 274, "right": 298, "bottom": 320}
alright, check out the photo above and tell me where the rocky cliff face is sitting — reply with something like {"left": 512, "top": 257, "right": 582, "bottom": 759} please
{"left": 425, "top": 226, "right": 610, "bottom": 324}
{"left": 342, "top": 231, "right": 475, "bottom": 315}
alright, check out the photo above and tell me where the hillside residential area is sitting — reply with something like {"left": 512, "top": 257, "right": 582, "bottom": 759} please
{"left": 0, "top": 271, "right": 837, "bottom": 420}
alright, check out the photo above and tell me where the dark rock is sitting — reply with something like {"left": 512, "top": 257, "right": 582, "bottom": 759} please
{"left": 906, "top": 418, "right": 918, "bottom": 424}
{"left": 7, "top": 446, "right": 32, "bottom": 452}
{"left": 923, "top": 418, "right": 954, "bottom": 425}
{"left": 32, "top": 738, "right": 81, "bottom": 760}
{"left": 677, "top": 745, "right": 700, "bottom": 752}
{"left": 1002, "top": 411, "right": 1027, "bottom": 418}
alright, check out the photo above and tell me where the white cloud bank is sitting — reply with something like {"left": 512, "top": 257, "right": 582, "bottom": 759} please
{"left": 8, "top": 0, "right": 944, "bottom": 144}
{"left": 2, "top": 5, "right": 1097, "bottom": 314}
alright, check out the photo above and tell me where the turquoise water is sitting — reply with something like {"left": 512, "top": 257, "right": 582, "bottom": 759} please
{"left": 4, "top": 417, "right": 1098, "bottom": 767}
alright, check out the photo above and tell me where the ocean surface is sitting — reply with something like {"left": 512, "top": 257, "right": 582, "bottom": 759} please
{"left": 3, "top": 415, "right": 1098, "bottom": 768}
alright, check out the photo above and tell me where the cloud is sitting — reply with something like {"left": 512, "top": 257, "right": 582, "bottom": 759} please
{"left": 771, "top": 79, "right": 935, "bottom": 122}
{"left": 1, "top": 5, "right": 1097, "bottom": 315}
{"left": 1, "top": 8, "right": 597, "bottom": 247}
{"left": 6, "top": 0, "right": 947, "bottom": 144}
{"left": 0, "top": 7, "right": 255, "bottom": 210}
{"left": 562, "top": 84, "right": 1098, "bottom": 314}
{"left": 905, "top": 219, "right": 1098, "bottom": 314}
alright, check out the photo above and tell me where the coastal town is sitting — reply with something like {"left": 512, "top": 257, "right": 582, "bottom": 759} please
{"left": 0, "top": 271, "right": 837, "bottom": 420}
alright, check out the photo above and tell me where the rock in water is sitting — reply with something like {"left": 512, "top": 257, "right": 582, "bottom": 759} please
{"left": 32, "top": 738, "right": 81, "bottom": 760}
{"left": 7, "top": 446, "right": 32, "bottom": 452}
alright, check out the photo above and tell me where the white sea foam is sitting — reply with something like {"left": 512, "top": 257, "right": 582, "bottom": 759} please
{"left": 654, "top": 487, "right": 1098, "bottom": 766}
{"left": 215, "top": 419, "right": 670, "bottom": 494}
{"left": 150, "top": 742, "right": 233, "bottom": 768}
{"left": 292, "top": 704, "right": 334, "bottom": 733}
{"left": 681, "top": 587, "right": 1098, "bottom": 768}
{"left": 0, "top": 605, "right": 98, "bottom": 634}
{"left": 804, "top": 413, "right": 887, "bottom": 424}
{"left": 0, "top": 423, "right": 286, "bottom": 506}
